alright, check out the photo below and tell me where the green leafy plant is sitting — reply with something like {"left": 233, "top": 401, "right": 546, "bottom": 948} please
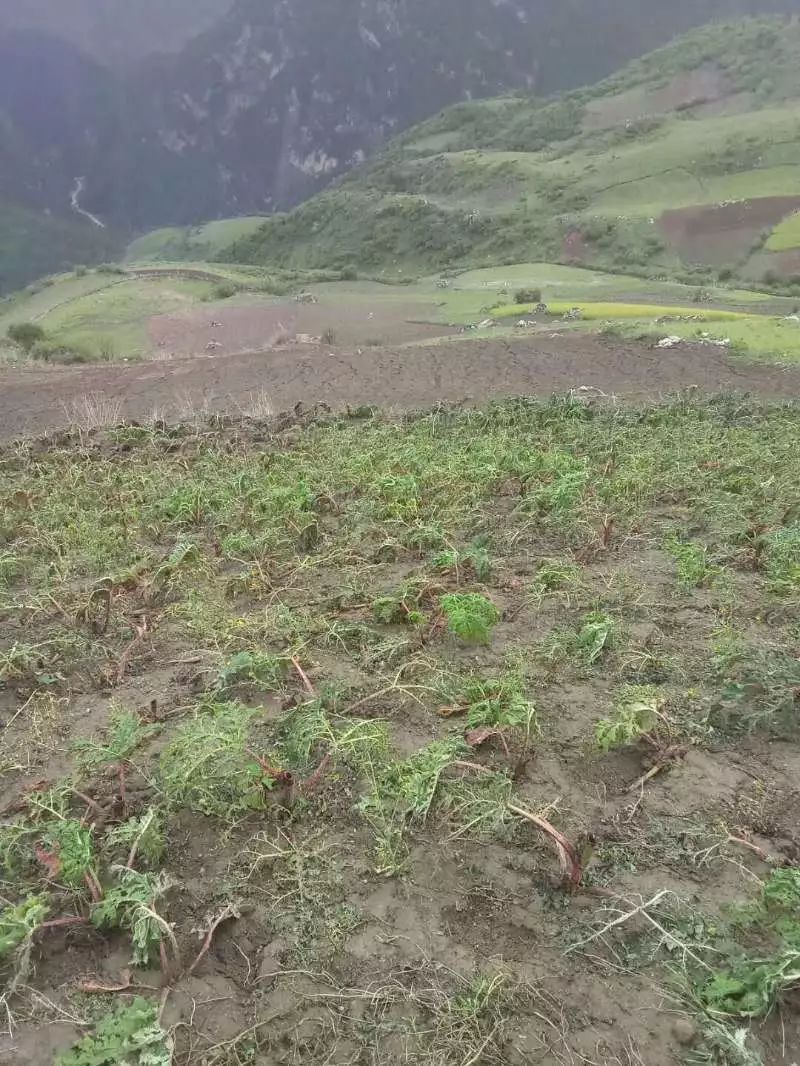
{"left": 0, "top": 895, "right": 48, "bottom": 960}
{"left": 74, "top": 708, "right": 160, "bottom": 805}
{"left": 215, "top": 650, "right": 288, "bottom": 691}
{"left": 461, "top": 676, "right": 537, "bottom": 738}
{"left": 433, "top": 538, "right": 491, "bottom": 581}
{"left": 665, "top": 534, "right": 720, "bottom": 589}
{"left": 92, "top": 870, "right": 173, "bottom": 967}
{"left": 39, "top": 818, "right": 100, "bottom": 896}
{"left": 372, "top": 579, "right": 430, "bottom": 626}
{"left": 576, "top": 610, "right": 615, "bottom": 664}
{"left": 159, "top": 700, "right": 277, "bottom": 819}
{"left": 699, "top": 950, "right": 800, "bottom": 1018}
{"left": 595, "top": 686, "right": 664, "bottom": 752}
{"left": 56, "top": 998, "right": 172, "bottom": 1066}
{"left": 440, "top": 593, "right": 499, "bottom": 643}
{"left": 105, "top": 809, "right": 166, "bottom": 869}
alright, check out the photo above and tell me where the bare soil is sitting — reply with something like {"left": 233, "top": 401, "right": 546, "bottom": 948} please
{"left": 660, "top": 196, "right": 800, "bottom": 267}
{"left": 148, "top": 297, "right": 457, "bottom": 357}
{"left": 2, "top": 334, "right": 799, "bottom": 441}
{"left": 583, "top": 67, "right": 730, "bottom": 129}
{"left": 1, "top": 403, "right": 799, "bottom": 1065}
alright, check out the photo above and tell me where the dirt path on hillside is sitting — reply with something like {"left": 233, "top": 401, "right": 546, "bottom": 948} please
{"left": 1, "top": 334, "right": 798, "bottom": 440}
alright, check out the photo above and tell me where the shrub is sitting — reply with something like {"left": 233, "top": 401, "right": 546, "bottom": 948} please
{"left": 514, "top": 288, "right": 542, "bottom": 304}
{"left": 7, "top": 322, "right": 45, "bottom": 352}
{"left": 212, "top": 282, "right": 237, "bottom": 300}
{"left": 440, "top": 592, "right": 500, "bottom": 643}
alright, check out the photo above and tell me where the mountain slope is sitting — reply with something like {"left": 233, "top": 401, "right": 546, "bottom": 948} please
{"left": 0, "top": 0, "right": 233, "bottom": 66}
{"left": 225, "top": 17, "right": 800, "bottom": 287}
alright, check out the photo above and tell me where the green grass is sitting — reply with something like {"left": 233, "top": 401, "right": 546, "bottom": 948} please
{"left": 3, "top": 394, "right": 800, "bottom": 1062}
{"left": 766, "top": 210, "right": 800, "bottom": 251}
{"left": 223, "top": 17, "right": 800, "bottom": 287}
{"left": 608, "top": 315, "right": 800, "bottom": 364}
{"left": 125, "top": 217, "right": 268, "bottom": 262}
{"left": 492, "top": 300, "right": 753, "bottom": 321}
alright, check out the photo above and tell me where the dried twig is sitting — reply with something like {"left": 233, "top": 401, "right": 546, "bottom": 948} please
{"left": 290, "top": 655, "right": 315, "bottom": 696}
{"left": 451, "top": 761, "right": 582, "bottom": 887}
{"left": 508, "top": 803, "right": 582, "bottom": 888}
{"left": 115, "top": 619, "right": 149, "bottom": 685}
{"left": 188, "top": 904, "right": 240, "bottom": 975}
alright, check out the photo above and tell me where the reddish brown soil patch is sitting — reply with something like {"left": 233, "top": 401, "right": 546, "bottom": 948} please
{"left": 1, "top": 334, "right": 799, "bottom": 441}
{"left": 149, "top": 298, "right": 457, "bottom": 357}
{"left": 562, "top": 229, "right": 589, "bottom": 264}
{"left": 745, "top": 248, "right": 800, "bottom": 282}
{"left": 660, "top": 196, "right": 800, "bottom": 266}
{"left": 584, "top": 66, "right": 730, "bottom": 129}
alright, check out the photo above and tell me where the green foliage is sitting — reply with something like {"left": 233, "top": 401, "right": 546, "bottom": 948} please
{"left": 699, "top": 950, "right": 800, "bottom": 1018}
{"left": 763, "top": 525, "right": 800, "bottom": 593}
{"left": 7, "top": 321, "right": 46, "bottom": 352}
{"left": 440, "top": 592, "right": 499, "bottom": 644}
{"left": 363, "top": 738, "right": 469, "bottom": 824}
{"left": 665, "top": 534, "right": 720, "bottom": 589}
{"left": 91, "top": 870, "right": 172, "bottom": 967}
{"left": 595, "top": 686, "right": 662, "bottom": 751}
{"left": 277, "top": 700, "right": 389, "bottom": 772}
{"left": 105, "top": 809, "right": 166, "bottom": 869}
{"left": 215, "top": 650, "right": 288, "bottom": 691}
{"left": 74, "top": 708, "right": 160, "bottom": 771}
{"left": 55, "top": 998, "right": 171, "bottom": 1066}
{"left": 372, "top": 580, "right": 428, "bottom": 626}
{"left": 514, "top": 288, "right": 542, "bottom": 304}
{"left": 159, "top": 701, "right": 276, "bottom": 818}
{"left": 432, "top": 538, "right": 491, "bottom": 581}
{"left": 41, "top": 819, "right": 96, "bottom": 888}
{"left": 0, "top": 895, "right": 48, "bottom": 959}
{"left": 575, "top": 610, "right": 615, "bottom": 665}
{"left": 461, "top": 676, "right": 537, "bottom": 737}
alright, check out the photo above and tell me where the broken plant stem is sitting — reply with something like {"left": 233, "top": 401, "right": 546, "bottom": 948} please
{"left": 188, "top": 904, "right": 240, "bottom": 975}
{"left": 565, "top": 889, "right": 712, "bottom": 970}
{"left": 291, "top": 655, "right": 315, "bottom": 696}
{"left": 450, "top": 761, "right": 582, "bottom": 887}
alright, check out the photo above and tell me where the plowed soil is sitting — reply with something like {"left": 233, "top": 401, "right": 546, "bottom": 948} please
{"left": 660, "top": 196, "right": 800, "bottom": 266}
{"left": 1, "top": 334, "right": 799, "bottom": 440}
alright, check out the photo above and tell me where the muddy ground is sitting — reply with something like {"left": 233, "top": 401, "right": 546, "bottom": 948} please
{"left": 1, "top": 334, "right": 799, "bottom": 441}
{"left": 1, "top": 392, "right": 799, "bottom": 1065}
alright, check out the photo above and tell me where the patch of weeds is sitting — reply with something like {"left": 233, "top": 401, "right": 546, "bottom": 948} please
{"left": 710, "top": 626, "right": 748, "bottom": 675}
{"left": 440, "top": 592, "right": 499, "bottom": 643}
{"left": 214, "top": 649, "right": 288, "bottom": 692}
{"left": 105, "top": 808, "right": 165, "bottom": 869}
{"left": 688, "top": 1020, "right": 763, "bottom": 1066}
{"left": 373, "top": 578, "right": 431, "bottom": 626}
{"left": 39, "top": 818, "right": 99, "bottom": 891}
{"left": 545, "top": 609, "right": 616, "bottom": 666}
{"left": 74, "top": 706, "right": 160, "bottom": 780}
{"left": 710, "top": 646, "right": 800, "bottom": 738}
{"left": 0, "top": 895, "right": 48, "bottom": 960}
{"left": 529, "top": 557, "right": 582, "bottom": 605}
{"left": 459, "top": 675, "right": 537, "bottom": 740}
{"left": 277, "top": 699, "right": 389, "bottom": 771}
{"left": 56, "top": 998, "right": 172, "bottom": 1066}
{"left": 159, "top": 700, "right": 279, "bottom": 818}
{"left": 595, "top": 686, "right": 664, "bottom": 752}
{"left": 432, "top": 537, "right": 491, "bottom": 582}
{"left": 665, "top": 534, "right": 721, "bottom": 589}
{"left": 92, "top": 870, "right": 174, "bottom": 967}
{"left": 763, "top": 524, "right": 800, "bottom": 593}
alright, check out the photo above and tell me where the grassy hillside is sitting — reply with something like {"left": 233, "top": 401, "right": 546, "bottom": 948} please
{"left": 124, "top": 217, "right": 267, "bottom": 263}
{"left": 0, "top": 201, "right": 120, "bottom": 295}
{"left": 226, "top": 17, "right": 800, "bottom": 289}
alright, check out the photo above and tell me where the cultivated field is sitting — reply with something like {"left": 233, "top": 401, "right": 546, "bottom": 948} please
{"left": 1, "top": 395, "right": 799, "bottom": 1066}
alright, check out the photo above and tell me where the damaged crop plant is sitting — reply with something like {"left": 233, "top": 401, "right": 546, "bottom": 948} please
{"left": 1, "top": 393, "right": 799, "bottom": 1065}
